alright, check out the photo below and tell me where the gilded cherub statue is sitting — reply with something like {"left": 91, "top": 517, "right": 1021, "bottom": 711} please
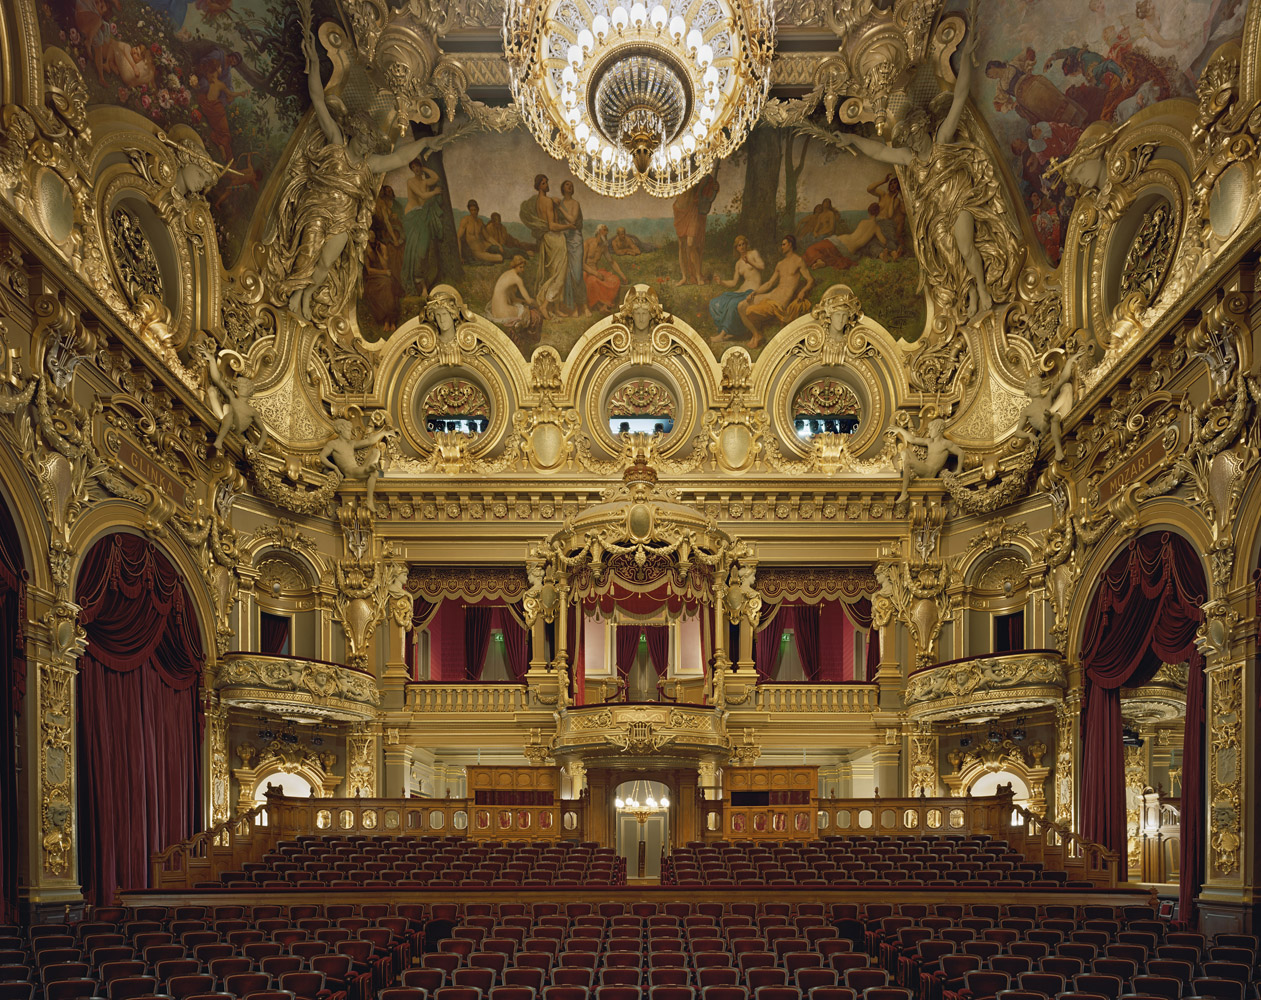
{"left": 1015, "top": 349, "right": 1087, "bottom": 461}
{"left": 893, "top": 416, "right": 965, "bottom": 503}
{"left": 319, "top": 414, "right": 396, "bottom": 509}
{"left": 199, "top": 343, "right": 268, "bottom": 453}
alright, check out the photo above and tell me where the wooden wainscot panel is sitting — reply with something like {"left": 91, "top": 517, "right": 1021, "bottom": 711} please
{"left": 466, "top": 766, "right": 561, "bottom": 839}
{"left": 724, "top": 766, "right": 819, "bottom": 841}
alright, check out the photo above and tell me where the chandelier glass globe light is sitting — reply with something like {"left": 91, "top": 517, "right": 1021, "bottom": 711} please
{"left": 503, "top": 0, "right": 776, "bottom": 197}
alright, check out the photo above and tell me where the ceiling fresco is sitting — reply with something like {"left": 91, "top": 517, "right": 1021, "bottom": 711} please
{"left": 966, "top": 0, "right": 1245, "bottom": 263}
{"left": 361, "top": 126, "right": 924, "bottom": 357}
{"left": 36, "top": 0, "right": 334, "bottom": 263}
{"left": 29, "top": 0, "right": 1245, "bottom": 359}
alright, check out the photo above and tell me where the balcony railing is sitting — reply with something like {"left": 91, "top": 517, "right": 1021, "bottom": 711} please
{"left": 747, "top": 683, "right": 878, "bottom": 713}
{"left": 406, "top": 682, "right": 531, "bottom": 713}
{"left": 903, "top": 650, "right": 1066, "bottom": 722}
{"left": 217, "top": 653, "right": 380, "bottom": 721}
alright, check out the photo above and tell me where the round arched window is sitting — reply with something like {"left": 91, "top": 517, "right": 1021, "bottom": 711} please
{"left": 607, "top": 378, "right": 676, "bottom": 437}
{"left": 793, "top": 379, "right": 860, "bottom": 440}
{"left": 423, "top": 379, "right": 490, "bottom": 435}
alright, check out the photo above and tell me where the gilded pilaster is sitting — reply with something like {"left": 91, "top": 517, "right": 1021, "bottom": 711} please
{"left": 345, "top": 723, "right": 379, "bottom": 797}
{"left": 1054, "top": 692, "right": 1079, "bottom": 828}
{"left": 22, "top": 594, "right": 87, "bottom": 910}
{"left": 1197, "top": 589, "right": 1256, "bottom": 934}
{"left": 907, "top": 724, "right": 939, "bottom": 797}
{"left": 381, "top": 731, "right": 414, "bottom": 799}
{"left": 207, "top": 703, "right": 230, "bottom": 830}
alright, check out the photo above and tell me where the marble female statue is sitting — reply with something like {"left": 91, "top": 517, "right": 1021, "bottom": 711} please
{"left": 265, "top": 1, "right": 453, "bottom": 324}
{"left": 824, "top": 26, "right": 1021, "bottom": 321}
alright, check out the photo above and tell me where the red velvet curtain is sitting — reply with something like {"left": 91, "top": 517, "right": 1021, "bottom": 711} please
{"left": 754, "top": 609, "right": 781, "bottom": 680}
{"left": 501, "top": 603, "right": 530, "bottom": 680}
{"left": 404, "top": 597, "right": 439, "bottom": 677}
{"left": 994, "top": 610, "right": 1025, "bottom": 653}
{"left": 464, "top": 606, "right": 493, "bottom": 680}
{"left": 644, "top": 626, "right": 669, "bottom": 678}
{"left": 842, "top": 598, "right": 880, "bottom": 679}
{"left": 0, "top": 503, "right": 25, "bottom": 923}
{"left": 1080, "top": 532, "right": 1205, "bottom": 889}
{"left": 76, "top": 534, "right": 205, "bottom": 906}
{"left": 259, "top": 612, "right": 290, "bottom": 656}
{"left": 792, "top": 605, "right": 821, "bottom": 681}
{"left": 615, "top": 626, "right": 641, "bottom": 684}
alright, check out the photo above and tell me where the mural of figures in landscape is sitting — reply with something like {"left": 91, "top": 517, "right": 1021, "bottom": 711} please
{"left": 362, "top": 127, "right": 924, "bottom": 358}
{"left": 970, "top": 0, "right": 1244, "bottom": 263}
{"left": 37, "top": 0, "right": 330, "bottom": 262}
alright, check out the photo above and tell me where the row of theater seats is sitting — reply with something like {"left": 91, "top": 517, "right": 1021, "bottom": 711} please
{"left": 661, "top": 839, "right": 1070, "bottom": 888}
{"left": 1, "top": 901, "right": 1258, "bottom": 1000}
{"left": 214, "top": 839, "right": 624, "bottom": 890}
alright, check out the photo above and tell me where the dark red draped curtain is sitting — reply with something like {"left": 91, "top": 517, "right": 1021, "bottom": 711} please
{"left": 994, "top": 610, "right": 1025, "bottom": 653}
{"left": 405, "top": 597, "right": 439, "bottom": 677}
{"left": 259, "top": 612, "right": 290, "bottom": 656}
{"left": 0, "top": 503, "right": 25, "bottom": 923}
{"left": 842, "top": 598, "right": 880, "bottom": 680}
{"left": 76, "top": 534, "right": 205, "bottom": 906}
{"left": 792, "top": 605, "right": 821, "bottom": 681}
{"left": 1079, "top": 532, "right": 1205, "bottom": 899}
{"left": 644, "top": 626, "right": 669, "bottom": 678}
{"left": 464, "top": 606, "right": 493, "bottom": 680}
{"left": 616, "top": 626, "right": 640, "bottom": 684}
{"left": 755, "top": 610, "right": 781, "bottom": 680}
{"left": 501, "top": 603, "right": 530, "bottom": 680}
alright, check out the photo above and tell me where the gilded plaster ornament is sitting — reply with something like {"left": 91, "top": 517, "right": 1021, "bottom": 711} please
{"left": 892, "top": 413, "right": 965, "bottom": 504}
{"left": 195, "top": 342, "right": 269, "bottom": 454}
{"left": 415, "top": 285, "right": 477, "bottom": 365}
{"left": 319, "top": 412, "right": 397, "bottom": 510}
{"left": 260, "top": 1, "right": 462, "bottom": 327}
{"left": 803, "top": 284, "right": 863, "bottom": 366}
{"left": 1014, "top": 348, "right": 1087, "bottom": 461}
{"left": 819, "top": 26, "right": 1021, "bottom": 323}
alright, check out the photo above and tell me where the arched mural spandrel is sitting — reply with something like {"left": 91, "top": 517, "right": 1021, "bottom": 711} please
{"left": 36, "top": 0, "right": 338, "bottom": 263}
{"left": 963, "top": 0, "right": 1243, "bottom": 264}
{"left": 358, "top": 126, "right": 925, "bottom": 357}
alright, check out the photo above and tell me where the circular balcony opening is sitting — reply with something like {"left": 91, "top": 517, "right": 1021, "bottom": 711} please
{"left": 423, "top": 378, "right": 490, "bottom": 438}
{"left": 793, "top": 378, "right": 861, "bottom": 440}
{"left": 607, "top": 377, "right": 677, "bottom": 438}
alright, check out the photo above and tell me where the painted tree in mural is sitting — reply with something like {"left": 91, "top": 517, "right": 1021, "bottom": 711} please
{"left": 738, "top": 128, "right": 784, "bottom": 253}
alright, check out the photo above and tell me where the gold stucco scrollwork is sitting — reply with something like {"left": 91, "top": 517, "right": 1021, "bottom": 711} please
{"left": 908, "top": 726, "right": 939, "bottom": 797}
{"left": 346, "top": 724, "right": 378, "bottom": 797}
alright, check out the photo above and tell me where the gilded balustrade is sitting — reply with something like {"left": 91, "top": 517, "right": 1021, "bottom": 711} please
{"left": 217, "top": 653, "right": 380, "bottom": 722}
{"left": 406, "top": 682, "right": 531, "bottom": 713}
{"left": 746, "top": 683, "right": 879, "bottom": 713}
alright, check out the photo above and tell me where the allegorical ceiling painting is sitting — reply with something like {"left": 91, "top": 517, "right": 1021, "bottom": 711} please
{"left": 34, "top": 0, "right": 1245, "bottom": 357}
{"left": 968, "top": 0, "right": 1244, "bottom": 263}
{"left": 37, "top": 0, "right": 335, "bottom": 262}
{"left": 361, "top": 126, "right": 924, "bottom": 357}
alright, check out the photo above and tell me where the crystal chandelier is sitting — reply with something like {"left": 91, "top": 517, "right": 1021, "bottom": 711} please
{"left": 503, "top": 0, "right": 776, "bottom": 197}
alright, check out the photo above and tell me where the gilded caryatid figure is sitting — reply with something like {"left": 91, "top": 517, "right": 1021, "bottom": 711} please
{"left": 823, "top": 27, "right": 1021, "bottom": 322}
{"left": 262, "top": 0, "right": 453, "bottom": 324}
